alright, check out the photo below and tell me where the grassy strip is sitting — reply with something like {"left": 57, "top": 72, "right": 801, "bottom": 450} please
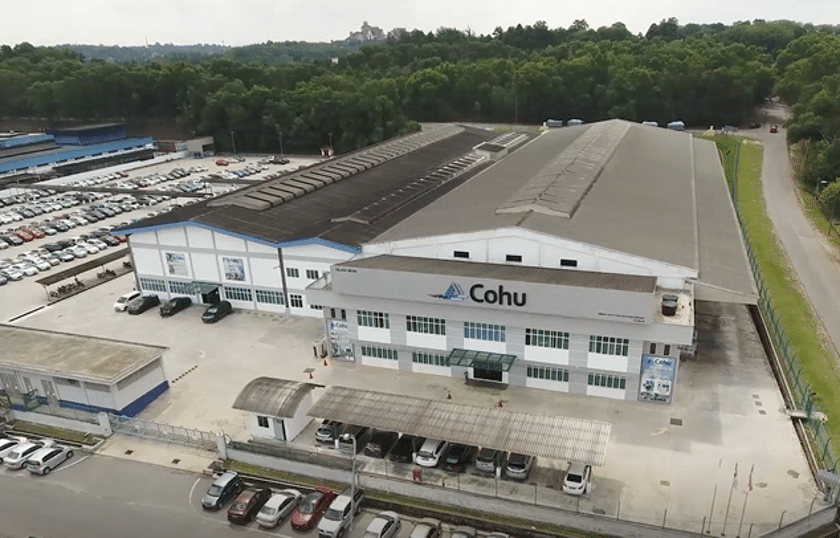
{"left": 10, "top": 421, "right": 101, "bottom": 445}
{"left": 790, "top": 143, "right": 840, "bottom": 254}
{"left": 724, "top": 138, "right": 840, "bottom": 452}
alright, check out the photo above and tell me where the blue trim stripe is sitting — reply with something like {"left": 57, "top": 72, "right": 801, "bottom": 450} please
{"left": 119, "top": 380, "right": 169, "bottom": 417}
{"left": 0, "top": 137, "right": 154, "bottom": 174}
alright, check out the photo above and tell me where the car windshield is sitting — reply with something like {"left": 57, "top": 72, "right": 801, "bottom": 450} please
{"left": 231, "top": 501, "right": 247, "bottom": 511}
{"left": 8, "top": 450, "right": 20, "bottom": 459}
{"left": 566, "top": 473, "right": 582, "bottom": 483}
{"left": 259, "top": 506, "right": 276, "bottom": 516}
{"left": 207, "top": 485, "right": 222, "bottom": 496}
{"left": 324, "top": 507, "right": 342, "bottom": 520}
{"left": 300, "top": 492, "right": 321, "bottom": 514}
{"left": 117, "top": 297, "right": 128, "bottom": 303}
{"left": 206, "top": 306, "right": 218, "bottom": 314}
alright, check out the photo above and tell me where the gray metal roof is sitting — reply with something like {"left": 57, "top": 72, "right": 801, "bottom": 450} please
{"left": 0, "top": 324, "right": 165, "bottom": 384}
{"left": 374, "top": 120, "right": 757, "bottom": 303}
{"left": 232, "top": 377, "right": 318, "bottom": 419}
{"left": 340, "top": 254, "right": 657, "bottom": 293}
{"left": 307, "top": 386, "right": 611, "bottom": 466}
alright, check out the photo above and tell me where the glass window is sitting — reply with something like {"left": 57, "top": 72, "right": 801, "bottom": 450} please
{"left": 663, "top": 344, "right": 671, "bottom": 355}
{"left": 506, "top": 254, "right": 522, "bottom": 262}
{"left": 589, "top": 335, "right": 630, "bottom": 356}
{"left": 306, "top": 269, "right": 320, "bottom": 280}
{"left": 139, "top": 277, "right": 166, "bottom": 292}
{"left": 412, "top": 352, "right": 449, "bottom": 366}
{"left": 650, "top": 343, "right": 656, "bottom": 354}
{"left": 257, "top": 416, "right": 269, "bottom": 428}
{"left": 526, "top": 366, "right": 569, "bottom": 382}
{"left": 525, "top": 328, "right": 569, "bottom": 349}
{"left": 463, "top": 322, "right": 505, "bottom": 342}
{"left": 169, "top": 281, "right": 192, "bottom": 294}
{"left": 587, "top": 373, "right": 627, "bottom": 389}
{"left": 361, "top": 346, "right": 398, "bottom": 360}
{"left": 406, "top": 315, "right": 445, "bottom": 335}
{"left": 223, "top": 286, "right": 252, "bottom": 302}
{"left": 358, "top": 310, "right": 389, "bottom": 329}
{"left": 286, "top": 267, "right": 299, "bottom": 278}
{"left": 289, "top": 294, "right": 303, "bottom": 308}
{"left": 560, "top": 259, "right": 578, "bottom": 267}
{"left": 255, "top": 289, "right": 284, "bottom": 305}
{"left": 453, "top": 251, "right": 469, "bottom": 259}
{"left": 310, "top": 304, "right": 323, "bottom": 310}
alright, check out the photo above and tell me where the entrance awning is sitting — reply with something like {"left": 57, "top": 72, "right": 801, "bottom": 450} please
{"left": 447, "top": 348, "right": 516, "bottom": 372}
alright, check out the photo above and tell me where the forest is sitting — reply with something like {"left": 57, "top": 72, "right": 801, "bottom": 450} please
{"left": 1, "top": 18, "right": 840, "bottom": 185}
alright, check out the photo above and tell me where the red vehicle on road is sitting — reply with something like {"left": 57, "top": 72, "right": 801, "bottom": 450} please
{"left": 216, "top": 159, "right": 228, "bottom": 166}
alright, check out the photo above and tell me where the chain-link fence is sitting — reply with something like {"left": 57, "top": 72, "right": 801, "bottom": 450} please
{"left": 108, "top": 414, "right": 217, "bottom": 450}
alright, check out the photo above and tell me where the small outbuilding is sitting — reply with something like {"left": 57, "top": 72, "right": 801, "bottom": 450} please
{"left": 232, "top": 377, "right": 318, "bottom": 442}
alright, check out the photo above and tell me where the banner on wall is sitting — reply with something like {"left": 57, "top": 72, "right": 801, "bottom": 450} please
{"left": 165, "top": 252, "right": 188, "bottom": 276}
{"left": 327, "top": 320, "right": 354, "bottom": 361}
{"left": 639, "top": 355, "right": 676, "bottom": 403}
{"left": 222, "top": 257, "right": 245, "bottom": 281}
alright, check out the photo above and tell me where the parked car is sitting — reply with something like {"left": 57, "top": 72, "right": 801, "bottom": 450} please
{"left": 475, "top": 448, "right": 507, "bottom": 474}
{"left": 127, "top": 294, "right": 161, "bottom": 315}
{"left": 451, "top": 526, "right": 477, "bottom": 538}
{"left": 414, "top": 439, "right": 448, "bottom": 468}
{"left": 389, "top": 434, "right": 425, "bottom": 463}
{"left": 24, "top": 445, "right": 74, "bottom": 475}
{"left": 255, "top": 488, "right": 302, "bottom": 528}
{"left": 227, "top": 487, "right": 272, "bottom": 525}
{"left": 216, "top": 159, "right": 228, "bottom": 166}
{"left": 160, "top": 296, "right": 192, "bottom": 317}
{"left": 364, "top": 430, "right": 400, "bottom": 458}
{"left": 504, "top": 453, "right": 534, "bottom": 480}
{"left": 201, "top": 300, "right": 232, "bottom": 323}
{"left": 0, "top": 436, "right": 27, "bottom": 463}
{"left": 562, "top": 462, "right": 592, "bottom": 495}
{"left": 315, "top": 420, "right": 344, "bottom": 444}
{"left": 201, "top": 471, "right": 244, "bottom": 510}
{"left": 290, "top": 486, "right": 336, "bottom": 531}
{"left": 441, "top": 443, "right": 477, "bottom": 473}
{"left": 770, "top": 124, "right": 778, "bottom": 133}
{"left": 364, "top": 511, "right": 401, "bottom": 538}
{"left": 3, "top": 439, "right": 54, "bottom": 469}
{"left": 337, "top": 425, "right": 371, "bottom": 454}
{"left": 410, "top": 518, "right": 442, "bottom": 538}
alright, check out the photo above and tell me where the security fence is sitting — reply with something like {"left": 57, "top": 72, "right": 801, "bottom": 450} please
{"left": 108, "top": 414, "right": 217, "bottom": 450}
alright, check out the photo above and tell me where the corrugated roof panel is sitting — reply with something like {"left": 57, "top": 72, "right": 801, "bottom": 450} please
{"left": 232, "top": 377, "right": 317, "bottom": 419}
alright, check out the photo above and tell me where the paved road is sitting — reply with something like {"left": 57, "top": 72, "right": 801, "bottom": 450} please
{"left": 757, "top": 103, "right": 840, "bottom": 361}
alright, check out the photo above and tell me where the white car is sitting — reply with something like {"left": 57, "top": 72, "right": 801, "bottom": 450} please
{"left": 562, "top": 462, "right": 592, "bottom": 495}
{"left": 15, "top": 263, "right": 39, "bottom": 276}
{"left": 114, "top": 291, "right": 142, "bottom": 312}
{"left": 0, "top": 436, "right": 27, "bottom": 462}
{"left": 69, "top": 246, "right": 88, "bottom": 258}
{"left": 414, "top": 439, "right": 448, "bottom": 468}
{"left": 25, "top": 445, "right": 74, "bottom": 475}
{"left": 255, "top": 488, "right": 302, "bottom": 528}
{"left": 3, "top": 439, "right": 54, "bottom": 469}
{"left": 2, "top": 267, "right": 23, "bottom": 280}
{"left": 30, "top": 258, "right": 52, "bottom": 271}
{"left": 364, "top": 512, "right": 401, "bottom": 538}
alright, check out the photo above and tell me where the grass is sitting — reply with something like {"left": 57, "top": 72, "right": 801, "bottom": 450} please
{"left": 10, "top": 421, "right": 101, "bottom": 445}
{"left": 707, "top": 134, "right": 840, "bottom": 456}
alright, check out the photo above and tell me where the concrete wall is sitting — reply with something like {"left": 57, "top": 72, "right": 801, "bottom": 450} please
{"left": 10, "top": 409, "right": 112, "bottom": 437}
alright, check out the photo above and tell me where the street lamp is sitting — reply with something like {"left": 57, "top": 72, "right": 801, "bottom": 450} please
{"left": 276, "top": 127, "right": 284, "bottom": 156}
{"left": 328, "top": 132, "right": 334, "bottom": 149}
{"left": 229, "top": 130, "right": 237, "bottom": 156}
{"left": 337, "top": 433, "right": 357, "bottom": 531}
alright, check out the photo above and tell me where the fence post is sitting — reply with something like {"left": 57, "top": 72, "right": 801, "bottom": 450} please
{"left": 662, "top": 509, "right": 667, "bottom": 528}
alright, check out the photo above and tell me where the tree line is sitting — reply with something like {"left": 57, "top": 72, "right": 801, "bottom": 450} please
{"left": 0, "top": 19, "right": 838, "bottom": 159}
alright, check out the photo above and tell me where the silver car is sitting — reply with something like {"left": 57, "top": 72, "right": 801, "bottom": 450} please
{"left": 0, "top": 436, "right": 27, "bottom": 462}
{"left": 25, "top": 445, "right": 74, "bottom": 475}
{"left": 364, "top": 511, "right": 401, "bottom": 538}
{"left": 255, "top": 488, "right": 302, "bottom": 528}
{"left": 3, "top": 439, "right": 54, "bottom": 469}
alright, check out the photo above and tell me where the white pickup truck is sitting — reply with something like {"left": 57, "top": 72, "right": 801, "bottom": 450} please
{"left": 317, "top": 487, "right": 365, "bottom": 538}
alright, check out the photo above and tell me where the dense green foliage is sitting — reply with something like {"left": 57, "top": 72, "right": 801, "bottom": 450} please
{"left": 59, "top": 43, "right": 229, "bottom": 64}
{"left": 2, "top": 19, "right": 839, "bottom": 156}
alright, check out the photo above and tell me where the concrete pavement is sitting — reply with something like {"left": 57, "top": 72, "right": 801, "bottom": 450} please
{"left": 758, "top": 104, "right": 840, "bottom": 362}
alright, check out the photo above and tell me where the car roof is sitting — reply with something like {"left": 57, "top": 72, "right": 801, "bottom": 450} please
{"left": 28, "top": 446, "right": 59, "bottom": 459}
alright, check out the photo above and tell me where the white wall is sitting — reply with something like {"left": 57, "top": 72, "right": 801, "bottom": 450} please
{"left": 406, "top": 333, "right": 447, "bottom": 350}
{"left": 215, "top": 232, "right": 247, "bottom": 252}
{"left": 412, "top": 363, "right": 451, "bottom": 377}
{"left": 524, "top": 347, "right": 570, "bottom": 365}
{"left": 250, "top": 257, "right": 281, "bottom": 287}
{"left": 284, "top": 392, "right": 314, "bottom": 442}
{"left": 360, "top": 356, "right": 399, "bottom": 369}
{"left": 358, "top": 326, "right": 391, "bottom": 344}
{"left": 191, "top": 252, "right": 220, "bottom": 281}
{"left": 587, "top": 353, "right": 630, "bottom": 372}
{"left": 525, "top": 378, "right": 570, "bottom": 392}
{"left": 83, "top": 384, "right": 116, "bottom": 409}
{"left": 586, "top": 386, "right": 626, "bottom": 400}
{"left": 112, "top": 363, "right": 167, "bottom": 410}
{"left": 463, "top": 338, "right": 506, "bottom": 354}
{"left": 10, "top": 409, "right": 111, "bottom": 437}
{"left": 132, "top": 247, "right": 164, "bottom": 274}
{"left": 251, "top": 414, "right": 280, "bottom": 440}
{"left": 187, "top": 227, "right": 214, "bottom": 249}
{"left": 157, "top": 228, "right": 187, "bottom": 247}
{"left": 247, "top": 241, "right": 276, "bottom": 254}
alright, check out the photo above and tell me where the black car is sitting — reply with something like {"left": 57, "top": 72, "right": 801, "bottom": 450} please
{"left": 389, "top": 435, "right": 426, "bottom": 463}
{"left": 44, "top": 242, "right": 64, "bottom": 253}
{"left": 202, "top": 300, "right": 232, "bottom": 323}
{"left": 364, "top": 430, "right": 400, "bottom": 458}
{"left": 201, "top": 471, "right": 243, "bottom": 510}
{"left": 127, "top": 294, "right": 161, "bottom": 315}
{"left": 160, "top": 296, "right": 192, "bottom": 317}
{"left": 101, "top": 236, "right": 120, "bottom": 247}
{"left": 441, "top": 443, "right": 477, "bottom": 473}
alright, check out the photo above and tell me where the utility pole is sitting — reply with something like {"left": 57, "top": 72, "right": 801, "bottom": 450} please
{"left": 229, "top": 130, "right": 237, "bottom": 156}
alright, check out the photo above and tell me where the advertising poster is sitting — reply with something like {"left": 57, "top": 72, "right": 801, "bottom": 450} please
{"left": 639, "top": 355, "right": 676, "bottom": 403}
{"left": 327, "top": 320, "right": 354, "bottom": 360}
{"left": 222, "top": 257, "right": 246, "bottom": 281}
{"left": 165, "top": 252, "right": 189, "bottom": 276}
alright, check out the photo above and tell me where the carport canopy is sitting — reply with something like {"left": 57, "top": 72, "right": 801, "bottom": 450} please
{"left": 35, "top": 247, "right": 129, "bottom": 287}
{"left": 233, "top": 377, "right": 318, "bottom": 419}
{"left": 308, "top": 386, "right": 611, "bottom": 466}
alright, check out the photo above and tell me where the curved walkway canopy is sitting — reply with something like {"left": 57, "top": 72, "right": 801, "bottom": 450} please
{"left": 233, "top": 377, "right": 318, "bottom": 419}
{"left": 308, "top": 386, "right": 611, "bottom": 466}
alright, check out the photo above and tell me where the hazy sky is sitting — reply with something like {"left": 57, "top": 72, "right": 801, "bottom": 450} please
{"left": 6, "top": 0, "right": 840, "bottom": 47}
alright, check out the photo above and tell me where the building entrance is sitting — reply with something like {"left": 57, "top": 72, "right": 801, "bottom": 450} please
{"left": 473, "top": 361, "right": 504, "bottom": 382}
{"left": 201, "top": 287, "right": 220, "bottom": 304}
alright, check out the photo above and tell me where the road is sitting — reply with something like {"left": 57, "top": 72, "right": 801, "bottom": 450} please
{"left": 0, "top": 453, "right": 409, "bottom": 538}
{"left": 758, "top": 103, "right": 840, "bottom": 361}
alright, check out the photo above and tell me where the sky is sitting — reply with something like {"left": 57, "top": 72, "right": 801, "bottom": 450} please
{"left": 5, "top": 0, "right": 840, "bottom": 47}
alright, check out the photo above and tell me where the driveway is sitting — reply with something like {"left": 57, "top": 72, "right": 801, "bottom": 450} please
{"left": 755, "top": 103, "right": 840, "bottom": 363}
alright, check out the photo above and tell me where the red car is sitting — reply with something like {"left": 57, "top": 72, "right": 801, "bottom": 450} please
{"left": 227, "top": 487, "right": 272, "bottom": 525}
{"left": 770, "top": 125, "right": 778, "bottom": 133}
{"left": 216, "top": 159, "right": 228, "bottom": 166}
{"left": 115, "top": 235, "right": 128, "bottom": 243}
{"left": 290, "top": 486, "right": 335, "bottom": 531}
{"left": 14, "top": 230, "right": 33, "bottom": 242}
{"left": 30, "top": 228, "right": 46, "bottom": 239}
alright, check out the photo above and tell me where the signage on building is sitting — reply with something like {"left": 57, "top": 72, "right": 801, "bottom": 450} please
{"left": 327, "top": 320, "right": 354, "bottom": 361}
{"left": 639, "top": 355, "right": 676, "bottom": 404}
{"left": 430, "top": 282, "right": 526, "bottom": 307}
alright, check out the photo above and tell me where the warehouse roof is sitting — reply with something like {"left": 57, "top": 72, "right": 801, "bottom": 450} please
{"left": 308, "top": 386, "right": 611, "bottom": 466}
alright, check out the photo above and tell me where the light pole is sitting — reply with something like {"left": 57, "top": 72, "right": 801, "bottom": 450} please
{"left": 338, "top": 433, "right": 357, "bottom": 531}
{"left": 328, "top": 132, "right": 333, "bottom": 149}
{"left": 276, "top": 128, "right": 284, "bottom": 157}
{"left": 229, "top": 130, "right": 237, "bottom": 156}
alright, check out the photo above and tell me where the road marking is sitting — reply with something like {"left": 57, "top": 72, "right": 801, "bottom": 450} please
{"left": 53, "top": 453, "right": 90, "bottom": 473}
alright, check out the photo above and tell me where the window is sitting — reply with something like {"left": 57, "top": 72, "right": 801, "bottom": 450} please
{"left": 289, "top": 294, "right": 303, "bottom": 308}
{"left": 649, "top": 343, "right": 656, "bottom": 354}
{"left": 85, "top": 382, "right": 110, "bottom": 392}
{"left": 257, "top": 416, "right": 270, "bottom": 428}
{"left": 526, "top": 366, "right": 569, "bottom": 382}
{"left": 663, "top": 344, "right": 671, "bottom": 356}
{"left": 589, "top": 335, "right": 629, "bottom": 356}
{"left": 54, "top": 377, "right": 80, "bottom": 387}
{"left": 453, "top": 250, "right": 470, "bottom": 259}
{"left": 406, "top": 315, "right": 446, "bottom": 335}
{"left": 358, "top": 310, "right": 389, "bottom": 329}
{"left": 306, "top": 269, "right": 320, "bottom": 280}
{"left": 361, "top": 346, "right": 398, "bottom": 360}
{"left": 560, "top": 259, "right": 578, "bottom": 267}
{"left": 505, "top": 254, "right": 522, "bottom": 262}
{"left": 255, "top": 289, "right": 284, "bottom": 305}
{"left": 224, "top": 286, "right": 252, "bottom": 302}
{"left": 587, "top": 373, "right": 627, "bottom": 390}
{"left": 412, "top": 352, "right": 449, "bottom": 366}
{"left": 310, "top": 304, "right": 323, "bottom": 310}
{"left": 525, "top": 328, "right": 569, "bottom": 349}
{"left": 139, "top": 277, "right": 166, "bottom": 292}
{"left": 286, "top": 267, "right": 299, "bottom": 278}
{"left": 464, "top": 322, "right": 505, "bottom": 342}
{"left": 169, "top": 281, "right": 192, "bottom": 294}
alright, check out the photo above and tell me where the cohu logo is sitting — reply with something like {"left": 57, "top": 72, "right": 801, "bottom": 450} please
{"left": 469, "top": 284, "right": 527, "bottom": 307}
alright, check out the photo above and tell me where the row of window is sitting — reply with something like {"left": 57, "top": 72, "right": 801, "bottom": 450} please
{"left": 412, "top": 352, "right": 449, "bottom": 366}
{"left": 451, "top": 250, "right": 578, "bottom": 267}
{"left": 588, "top": 373, "right": 627, "bottom": 389}
{"left": 526, "top": 366, "right": 570, "bottom": 382}
{"left": 286, "top": 267, "right": 320, "bottom": 280}
{"left": 589, "top": 336, "right": 630, "bottom": 357}
{"left": 360, "top": 345, "right": 398, "bottom": 360}
{"left": 139, "top": 277, "right": 166, "bottom": 292}
{"left": 464, "top": 321, "right": 506, "bottom": 342}
{"left": 525, "top": 328, "right": 570, "bottom": 350}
